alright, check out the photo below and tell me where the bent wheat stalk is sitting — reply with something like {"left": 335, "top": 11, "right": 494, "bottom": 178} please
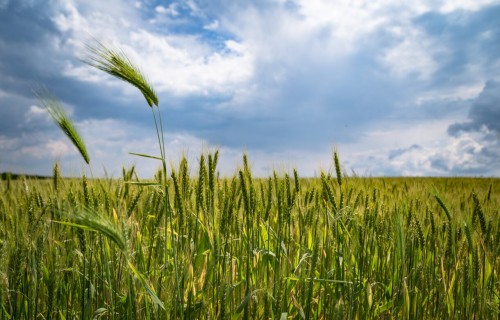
{"left": 54, "top": 207, "right": 165, "bottom": 309}
{"left": 35, "top": 88, "right": 90, "bottom": 164}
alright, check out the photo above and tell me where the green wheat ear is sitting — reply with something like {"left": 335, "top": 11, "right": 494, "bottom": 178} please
{"left": 35, "top": 89, "right": 90, "bottom": 164}
{"left": 84, "top": 40, "right": 158, "bottom": 107}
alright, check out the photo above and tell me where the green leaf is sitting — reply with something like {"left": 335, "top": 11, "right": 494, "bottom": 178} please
{"left": 59, "top": 311, "right": 67, "bottom": 320}
{"left": 305, "top": 278, "right": 353, "bottom": 284}
{"left": 51, "top": 220, "right": 94, "bottom": 230}
{"left": 53, "top": 207, "right": 127, "bottom": 251}
{"left": 125, "top": 181, "right": 163, "bottom": 187}
{"left": 129, "top": 152, "right": 163, "bottom": 161}
{"left": 127, "top": 260, "right": 165, "bottom": 310}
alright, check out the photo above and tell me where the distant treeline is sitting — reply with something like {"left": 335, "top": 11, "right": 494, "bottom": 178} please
{"left": 0, "top": 172, "right": 50, "bottom": 180}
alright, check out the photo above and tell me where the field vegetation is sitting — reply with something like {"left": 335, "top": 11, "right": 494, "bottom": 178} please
{"left": 0, "top": 165, "right": 498, "bottom": 319}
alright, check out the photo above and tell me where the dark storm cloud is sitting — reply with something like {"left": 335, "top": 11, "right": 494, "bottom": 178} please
{"left": 414, "top": 4, "right": 500, "bottom": 88}
{"left": 0, "top": 1, "right": 81, "bottom": 139}
{"left": 0, "top": 1, "right": 62, "bottom": 92}
{"left": 448, "top": 80, "right": 500, "bottom": 135}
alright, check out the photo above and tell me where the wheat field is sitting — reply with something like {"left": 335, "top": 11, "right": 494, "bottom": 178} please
{"left": 0, "top": 158, "right": 498, "bottom": 319}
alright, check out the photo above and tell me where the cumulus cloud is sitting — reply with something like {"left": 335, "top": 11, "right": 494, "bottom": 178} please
{"left": 435, "top": 80, "right": 500, "bottom": 175}
{"left": 24, "top": 105, "right": 48, "bottom": 123}
{"left": 51, "top": 1, "right": 255, "bottom": 97}
{"left": 427, "top": 134, "right": 496, "bottom": 175}
{"left": 125, "top": 31, "right": 254, "bottom": 96}
{"left": 381, "top": 27, "right": 441, "bottom": 80}
{"left": 336, "top": 114, "right": 500, "bottom": 176}
{"left": 356, "top": 78, "right": 500, "bottom": 176}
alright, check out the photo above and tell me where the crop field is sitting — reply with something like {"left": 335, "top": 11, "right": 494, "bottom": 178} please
{"left": 0, "top": 160, "right": 498, "bottom": 319}
{"left": 1, "top": 42, "right": 499, "bottom": 319}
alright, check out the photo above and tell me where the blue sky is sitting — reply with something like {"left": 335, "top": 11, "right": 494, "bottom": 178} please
{"left": 1, "top": 0, "right": 499, "bottom": 177}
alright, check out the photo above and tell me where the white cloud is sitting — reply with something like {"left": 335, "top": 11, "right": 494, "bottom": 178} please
{"left": 51, "top": 0, "right": 140, "bottom": 44}
{"left": 52, "top": 1, "right": 87, "bottom": 33}
{"left": 427, "top": 134, "right": 483, "bottom": 169}
{"left": 416, "top": 83, "right": 485, "bottom": 104}
{"left": 47, "top": 139, "right": 71, "bottom": 157}
{"left": 203, "top": 19, "right": 219, "bottom": 30}
{"left": 155, "top": 3, "right": 179, "bottom": 16}
{"left": 155, "top": 5, "right": 166, "bottom": 14}
{"left": 52, "top": 1, "right": 255, "bottom": 97}
{"left": 62, "top": 62, "right": 108, "bottom": 83}
{"left": 126, "top": 31, "right": 254, "bottom": 96}
{"left": 53, "top": 0, "right": 497, "bottom": 104}
{"left": 219, "top": 4, "right": 337, "bottom": 65}
{"left": 337, "top": 121, "right": 445, "bottom": 176}
{"left": 336, "top": 117, "right": 500, "bottom": 176}
{"left": 294, "top": 0, "right": 389, "bottom": 53}
{"left": 381, "top": 26, "right": 442, "bottom": 80}
{"left": 0, "top": 135, "right": 18, "bottom": 150}
{"left": 205, "top": 1, "right": 431, "bottom": 96}
{"left": 25, "top": 105, "right": 47, "bottom": 118}
{"left": 0, "top": 134, "right": 79, "bottom": 174}
{"left": 17, "top": 138, "right": 75, "bottom": 159}
{"left": 439, "top": 0, "right": 499, "bottom": 13}
{"left": 27, "top": 105, "right": 45, "bottom": 115}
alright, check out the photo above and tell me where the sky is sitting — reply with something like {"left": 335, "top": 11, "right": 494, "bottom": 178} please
{"left": 1, "top": 0, "right": 500, "bottom": 178}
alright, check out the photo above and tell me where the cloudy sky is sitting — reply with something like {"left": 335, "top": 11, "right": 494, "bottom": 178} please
{"left": 1, "top": 0, "right": 499, "bottom": 178}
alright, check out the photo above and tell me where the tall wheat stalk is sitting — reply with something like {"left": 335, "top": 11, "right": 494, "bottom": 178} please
{"left": 84, "top": 40, "right": 182, "bottom": 317}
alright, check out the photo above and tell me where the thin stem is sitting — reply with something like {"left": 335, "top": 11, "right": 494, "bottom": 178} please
{"left": 156, "top": 105, "right": 167, "bottom": 161}
{"left": 150, "top": 108, "right": 165, "bottom": 161}
{"left": 152, "top": 106, "right": 182, "bottom": 319}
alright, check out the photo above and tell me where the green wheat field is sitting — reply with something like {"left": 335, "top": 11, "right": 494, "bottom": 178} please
{"left": 1, "top": 42, "right": 499, "bottom": 319}
{"left": 1, "top": 162, "right": 499, "bottom": 319}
